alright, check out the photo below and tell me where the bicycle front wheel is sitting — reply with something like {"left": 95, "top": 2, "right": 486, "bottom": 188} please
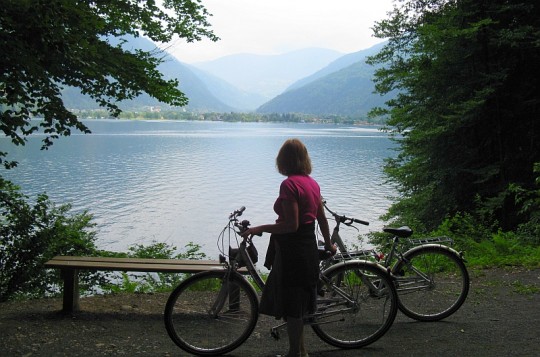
{"left": 311, "top": 261, "right": 398, "bottom": 349}
{"left": 392, "top": 245, "right": 470, "bottom": 321}
{"left": 164, "top": 270, "right": 259, "bottom": 356}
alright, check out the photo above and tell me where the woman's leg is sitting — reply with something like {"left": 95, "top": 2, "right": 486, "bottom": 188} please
{"left": 286, "top": 316, "right": 303, "bottom": 357}
{"left": 300, "top": 329, "right": 308, "bottom": 357}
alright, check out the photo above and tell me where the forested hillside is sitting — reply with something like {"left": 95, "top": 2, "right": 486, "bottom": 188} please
{"left": 256, "top": 56, "right": 393, "bottom": 118}
{"left": 285, "top": 42, "right": 386, "bottom": 92}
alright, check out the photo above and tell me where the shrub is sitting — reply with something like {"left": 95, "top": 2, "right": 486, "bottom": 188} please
{"left": 364, "top": 211, "right": 540, "bottom": 268}
{"left": 101, "top": 241, "right": 208, "bottom": 294}
{"left": 0, "top": 178, "right": 99, "bottom": 301}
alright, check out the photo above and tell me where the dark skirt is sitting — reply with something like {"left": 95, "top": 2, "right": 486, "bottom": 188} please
{"left": 259, "top": 223, "right": 319, "bottom": 319}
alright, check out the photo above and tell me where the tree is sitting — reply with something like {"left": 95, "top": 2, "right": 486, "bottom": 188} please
{"left": 0, "top": 0, "right": 218, "bottom": 168}
{"left": 368, "top": 0, "right": 540, "bottom": 231}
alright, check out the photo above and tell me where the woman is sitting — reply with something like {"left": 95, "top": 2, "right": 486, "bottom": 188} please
{"left": 242, "top": 138, "right": 336, "bottom": 357}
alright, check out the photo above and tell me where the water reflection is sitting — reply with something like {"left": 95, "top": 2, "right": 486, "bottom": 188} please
{"left": 0, "top": 120, "right": 396, "bottom": 262}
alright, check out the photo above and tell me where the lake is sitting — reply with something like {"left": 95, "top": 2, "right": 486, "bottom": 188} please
{"left": 0, "top": 120, "right": 397, "bottom": 262}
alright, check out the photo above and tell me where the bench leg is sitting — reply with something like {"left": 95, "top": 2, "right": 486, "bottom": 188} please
{"left": 61, "top": 268, "right": 80, "bottom": 313}
{"left": 229, "top": 282, "right": 240, "bottom": 311}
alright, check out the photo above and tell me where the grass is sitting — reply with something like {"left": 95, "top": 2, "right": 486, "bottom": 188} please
{"left": 511, "top": 280, "right": 540, "bottom": 295}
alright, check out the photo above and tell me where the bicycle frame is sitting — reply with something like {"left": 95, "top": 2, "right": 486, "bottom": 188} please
{"left": 220, "top": 207, "right": 394, "bottom": 330}
{"left": 218, "top": 214, "right": 363, "bottom": 314}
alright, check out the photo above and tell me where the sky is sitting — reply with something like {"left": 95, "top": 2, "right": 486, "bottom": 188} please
{"left": 166, "top": 0, "right": 395, "bottom": 64}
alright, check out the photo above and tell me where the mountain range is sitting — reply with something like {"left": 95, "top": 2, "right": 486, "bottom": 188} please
{"left": 257, "top": 42, "right": 394, "bottom": 117}
{"left": 62, "top": 36, "right": 392, "bottom": 118}
{"left": 191, "top": 48, "right": 344, "bottom": 101}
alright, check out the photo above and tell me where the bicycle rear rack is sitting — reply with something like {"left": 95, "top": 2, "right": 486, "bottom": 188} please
{"left": 407, "top": 236, "right": 454, "bottom": 246}
{"left": 332, "top": 249, "right": 376, "bottom": 261}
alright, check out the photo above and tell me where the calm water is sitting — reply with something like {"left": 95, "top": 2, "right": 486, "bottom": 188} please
{"left": 0, "top": 120, "right": 396, "bottom": 261}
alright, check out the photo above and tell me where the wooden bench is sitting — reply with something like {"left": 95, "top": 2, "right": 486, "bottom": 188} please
{"left": 45, "top": 256, "right": 230, "bottom": 313}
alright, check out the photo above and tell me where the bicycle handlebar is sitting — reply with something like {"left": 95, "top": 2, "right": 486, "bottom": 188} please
{"left": 343, "top": 216, "right": 370, "bottom": 226}
{"left": 322, "top": 199, "right": 369, "bottom": 226}
{"left": 228, "top": 207, "right": 263, "bottom": 237}
{"left": 229, "top": 206, "right": 246, "bottom": 220}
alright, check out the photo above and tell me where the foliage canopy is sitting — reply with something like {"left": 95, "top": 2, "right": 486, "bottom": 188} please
{"left": 368, "top": 0, "right": 540, "bottom": 232}
{"left": 0, "top": 0, "right": 217, "bottom": 168}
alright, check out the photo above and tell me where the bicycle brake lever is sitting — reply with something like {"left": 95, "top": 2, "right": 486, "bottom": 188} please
{"left": 344, "top": 219, "right": 360, "bottom": 231}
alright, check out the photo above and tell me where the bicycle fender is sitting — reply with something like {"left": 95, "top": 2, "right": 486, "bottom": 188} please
{"left": 401, "top": 244, "right": 466, "bottom": 262}
{"left": 322, "top": 259, "right": 390, "bottom": 277}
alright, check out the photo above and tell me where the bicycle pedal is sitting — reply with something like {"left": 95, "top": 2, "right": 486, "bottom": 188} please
{"left": 270, "top": 328, "right": 280, "bottom": 340}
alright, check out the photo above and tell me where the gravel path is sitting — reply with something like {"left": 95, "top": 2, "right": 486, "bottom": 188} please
{"left": 1, "top": 267, "right": 539, "bottom": 356}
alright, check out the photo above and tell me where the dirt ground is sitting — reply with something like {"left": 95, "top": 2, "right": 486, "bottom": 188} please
{"left": 1, "top": 267, "right": 539, "bottom": 357}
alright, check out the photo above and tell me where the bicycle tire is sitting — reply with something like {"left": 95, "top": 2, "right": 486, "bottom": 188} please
{"left": 164, "top": 270, "right": 259, "bottom": 356}
{"left": 392, "top": 245, "right": 470, "bottom": 321}
{"left": 311, "top": 261, "right": 398, "bottom": 348}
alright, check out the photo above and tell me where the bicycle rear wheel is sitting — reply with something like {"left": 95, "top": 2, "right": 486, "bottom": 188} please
{"left": 392, "top": 245, "right": 469, "bottom": 321}
{"left": 164, "top": 270, "right": 259, "bottom": 356}
{"left": 311, "top": 261, "right": 398, "bottom": 349}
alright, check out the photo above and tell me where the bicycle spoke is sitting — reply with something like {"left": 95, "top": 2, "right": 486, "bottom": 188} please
{"left": 394, "top": 246, "right": 469, "bottom": 321}
{"left": 164, "top": 272, "right": 258, "bottom": 356}
{"left": 311, "top": 262, "right": 398, "bottom": 348}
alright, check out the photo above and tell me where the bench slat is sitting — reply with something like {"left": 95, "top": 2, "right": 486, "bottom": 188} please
{"left": 45, "top": 260, "right": 224, "bottom": 273}
{"left": 47, "top": 256, "right": 221, "bottom": 266}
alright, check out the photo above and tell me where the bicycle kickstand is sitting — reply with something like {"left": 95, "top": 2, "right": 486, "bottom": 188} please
{"left": 270, "top": 322, "right": 288, "bottom": 340}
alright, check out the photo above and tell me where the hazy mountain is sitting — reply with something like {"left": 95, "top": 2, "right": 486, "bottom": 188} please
{"left": 157, "top": 55, "right": 235, "bottom": 112}
{"left": 256, "top": 45, "right": 394, "bottom": 117}
{"left": 186, "top": 65, "right": 266, "bottom": 111}
{"left": 62, "top": 35, "right": 393, "bottom": 116}
{"left": 191, "top": 48, "right": 344, "bottom": 100}
{"left": 62, "top": 35, "right": 236, "bottom": 112}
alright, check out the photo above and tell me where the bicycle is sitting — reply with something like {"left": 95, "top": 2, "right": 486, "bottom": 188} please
{"left": 321, "top": 200, "right": 470, "bottom": 322}
{"left": 164, "top": 206, "right": 399, "bottom": 356}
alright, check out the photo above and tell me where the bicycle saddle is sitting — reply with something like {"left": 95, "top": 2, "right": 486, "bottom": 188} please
{"left": 383, "top": 226, "right": 413, "bottom": 238}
